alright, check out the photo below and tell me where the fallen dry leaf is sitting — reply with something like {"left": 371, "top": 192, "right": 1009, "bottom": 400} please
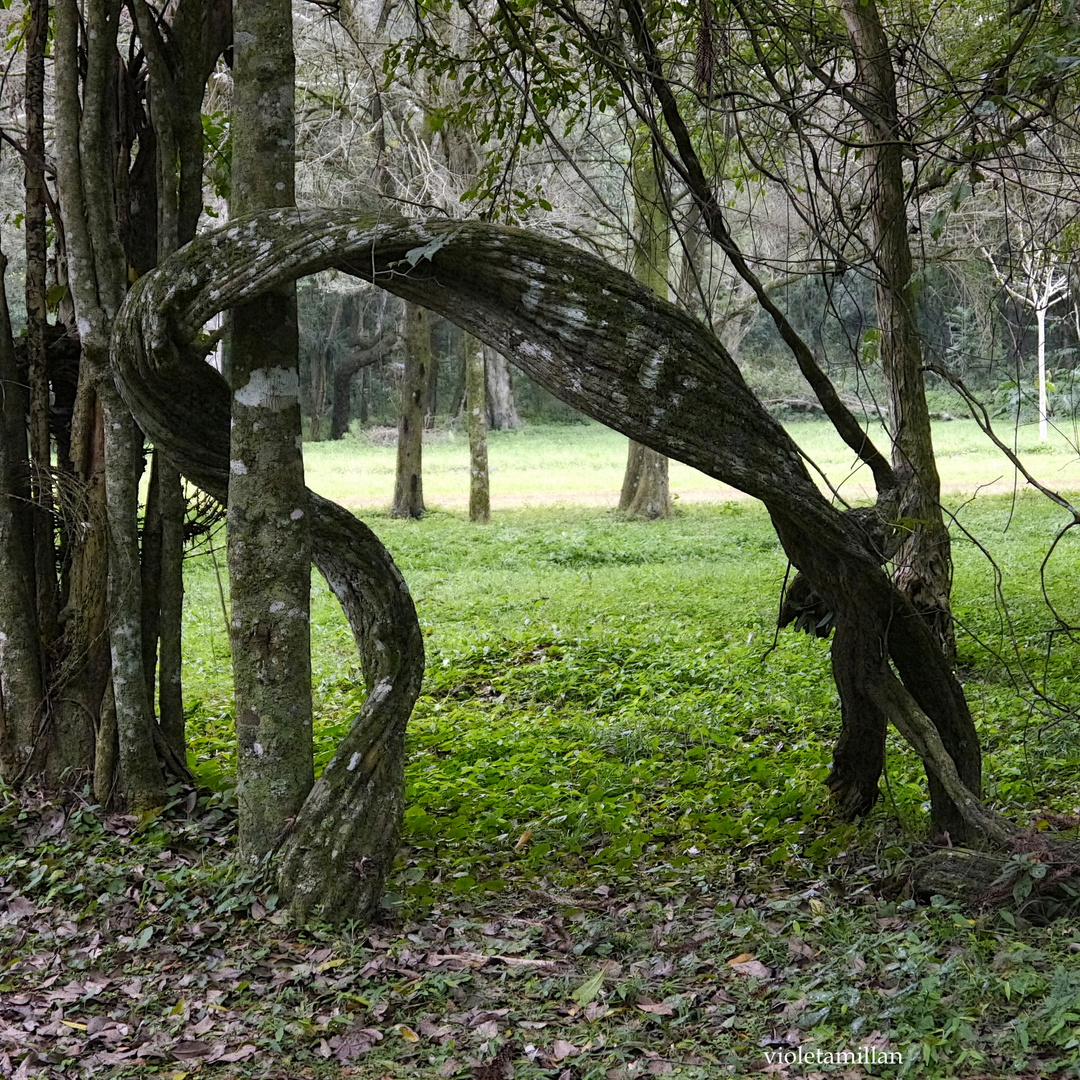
{"left": 729, "top": 959, "right": 771, "bottom": 979}
{"left": 170, "top": 1040, "right": 212, "bottom": 1060}
{"left": 328, "top": 1027, "right": 383, "bottom": 1063}
{"left": 551, "top": 1039, "right": 579, "bottom": 1060}
{"left": 636, "top": 1000, "right": 675, "bottom": 1016}
{"left": 217, "top": 1044, "right": 257, "bottom": 1063}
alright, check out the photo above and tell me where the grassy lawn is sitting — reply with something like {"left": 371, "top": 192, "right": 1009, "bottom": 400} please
{"left": 302, "top": 416, "right": 1080, "bottom": 511}
{"left": 5, "top": 420, "right": 1080, "bottom": 1079}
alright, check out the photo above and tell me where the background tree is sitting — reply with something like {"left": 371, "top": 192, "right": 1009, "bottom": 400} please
{"left": 619, "top": 137, "right": 672, "bottom": 520}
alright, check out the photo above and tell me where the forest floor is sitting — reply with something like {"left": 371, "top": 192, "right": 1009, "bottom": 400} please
{"left": 4, "top": 423, "right": 1080, "bottom": 1079}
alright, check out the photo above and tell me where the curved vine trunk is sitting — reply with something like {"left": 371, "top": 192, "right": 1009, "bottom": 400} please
{"left": 113, "top": 210, "right": 999, "bottom": 887}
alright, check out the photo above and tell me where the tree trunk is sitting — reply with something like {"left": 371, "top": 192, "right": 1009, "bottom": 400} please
{"left": 103, "top": 378, "right": 167, "bottom": 808}
{"left": 392, "top": 303, "right": 430, "bottom": 519}
{"left": 331, "top": 336, "right": 390, "bottom": 440}
{"left": 1036, "top": 304, "right": 1048, "bottom": 442}
{"left": 465, "top": 334, "right": 490, "bottom": 523}
{"left": 308, "top": 294, "right": 342, "bottom": 441}
{"left": 157, "top": 460, "right": 186, "bottom": 761}
{"left": 620, "top": 135, "right": 671, "bottom": 519}
{"left": 841, "top": 0, "right": 954, "bottom": 658}
{"left": 51, "top": 0, "right": 136, "bottom": 793}
{"left": 25, "top": 0, "right": 60, "bottom": 645}
{"left": 141, "top": 451, "right": 164, "bottom": 719}
{"left": 229, "top": 0, "right": 313, "bottom": 862}
{"left": 619, "top": 442, "right": 670, "bottom": 519}
{"left": 484, "top": 346, "right": 521, "bottom": 430}
{"left": 424, "top": 337, "right": 440, "bottom": 429}
{"left": 0, "top": 249, "right": 45, "bottom": 784}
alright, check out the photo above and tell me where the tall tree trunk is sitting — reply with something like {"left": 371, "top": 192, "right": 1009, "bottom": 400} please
{"left": 53, "top": 0, "right": 157, "bottom": 798}
{"left": 424, "top": 336, "right": 440, "bottom": 429}
{"left": 0, "top": 248, "right": 45, "bottom": 783}
{"left": 484, "top": 346, "right": 521, "bottom": 430}
{"left": 157, "top": 461, "right": 186, "bottom": 761}
{"left": 392, "top": 303, "right": 430, "bottom": 519}
{"left": 103, "top": 385, "right": 166, "bottom": 807}
{"left": 465, "top": 334, "right": 490, "bottom": 523}
{"left": 841, "top": 0, "right": 954, "bottom": 658}
{"left": 140, "top": 451, "right": 164, "bottom": 726}
{"left": 620, "top": 140, "right": 671, "bottom": 520}
{"left": 25, "top": 0, "right": 60, "bottom": 645}
{"left": 228, "top": 0, "right": 313, "bottom": 863}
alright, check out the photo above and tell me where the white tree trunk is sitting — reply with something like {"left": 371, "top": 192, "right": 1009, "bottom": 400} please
{"left": 1036, "top": 304, "right": 1048, "bottom": 442}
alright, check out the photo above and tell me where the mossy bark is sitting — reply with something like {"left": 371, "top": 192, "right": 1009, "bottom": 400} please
{"left": 228, "top": 0, "right": 313, "bottom": 862}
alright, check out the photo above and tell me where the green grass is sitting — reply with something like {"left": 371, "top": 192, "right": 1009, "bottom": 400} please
{"left": 7, "top": 421, "right": 1080, "bottom": 1078}
{"left": 301, "top": 416, "right": 1080, "bottom": 511}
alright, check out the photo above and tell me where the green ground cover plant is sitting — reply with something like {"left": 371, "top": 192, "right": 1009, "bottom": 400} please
{"left": 4, "top": 422, "right": 1080, "bottom": 1078}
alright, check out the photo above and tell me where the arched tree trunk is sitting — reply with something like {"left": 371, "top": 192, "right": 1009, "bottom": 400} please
{"left": 113, "top": 210, "right": 997, "bottom": 911}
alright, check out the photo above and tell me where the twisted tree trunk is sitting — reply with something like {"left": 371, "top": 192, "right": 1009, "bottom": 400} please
{"left": 113, "top": 210, "right": 995, "bottom": 915}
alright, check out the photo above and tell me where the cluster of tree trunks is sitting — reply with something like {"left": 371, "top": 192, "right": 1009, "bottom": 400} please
{"left": 4, "top": 0, "right": 1062, "bottom": 927}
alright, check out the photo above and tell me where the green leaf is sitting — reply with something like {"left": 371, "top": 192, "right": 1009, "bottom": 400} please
{"left": 572, "top": 967, "right": 606, "bottom": 1007}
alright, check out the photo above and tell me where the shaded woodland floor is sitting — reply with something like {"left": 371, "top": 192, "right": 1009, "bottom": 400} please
{"left": 5, "top": 425, "right": 1080, "bottom": 1078}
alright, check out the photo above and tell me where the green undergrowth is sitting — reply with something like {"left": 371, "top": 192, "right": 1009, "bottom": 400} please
{"left": 6, "top": 497, "right": 1080, "bottom": 1077}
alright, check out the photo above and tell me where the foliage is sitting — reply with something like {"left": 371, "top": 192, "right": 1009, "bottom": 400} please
{"left": 6, "top": 472, "right": 1080, "bottom": 1076}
